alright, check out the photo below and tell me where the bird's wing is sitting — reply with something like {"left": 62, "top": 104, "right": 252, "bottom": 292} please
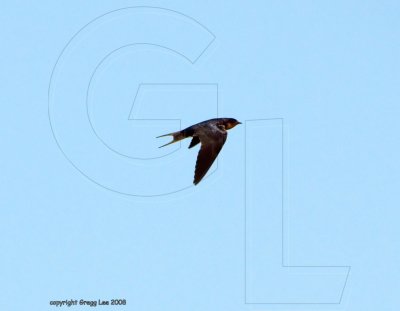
{"left": 193, "top": 125, "right": 227, "bottom": 185}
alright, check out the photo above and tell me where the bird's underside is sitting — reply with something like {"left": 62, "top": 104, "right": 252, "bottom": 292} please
{"left": 157, "top": 118, "right": 239, "bottom": 185}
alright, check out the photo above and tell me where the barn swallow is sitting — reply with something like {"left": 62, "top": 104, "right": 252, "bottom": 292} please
{"left": 157, "top": 118, "right": 241, "bottom": 185}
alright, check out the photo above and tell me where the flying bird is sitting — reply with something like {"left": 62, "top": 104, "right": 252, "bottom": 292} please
{"left": 157, "top": 118, "right": 241, "bottom": 185}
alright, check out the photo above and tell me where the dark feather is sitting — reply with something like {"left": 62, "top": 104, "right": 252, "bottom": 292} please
{"left": 188, "top": 136, "right": 200, "bottom": 149}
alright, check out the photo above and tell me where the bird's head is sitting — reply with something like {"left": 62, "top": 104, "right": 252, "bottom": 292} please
{"left": 224, "top": 118, "right": 242, "bottom": 130}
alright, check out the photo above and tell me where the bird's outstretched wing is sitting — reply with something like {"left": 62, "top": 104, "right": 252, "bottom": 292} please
{"left": 193, "top": 125, "right": 227, "bottom": 185}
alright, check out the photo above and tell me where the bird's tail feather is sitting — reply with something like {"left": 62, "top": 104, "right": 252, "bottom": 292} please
{"left": 157, "top": 130, "right": 187, "bottom": 148}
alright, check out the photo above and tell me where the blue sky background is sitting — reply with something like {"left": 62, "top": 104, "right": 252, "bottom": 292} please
{"left": 1, "top": 1, "right": 400, "bottom": 310}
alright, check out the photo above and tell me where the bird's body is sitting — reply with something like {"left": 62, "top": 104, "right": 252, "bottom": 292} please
{"left": 157, "top": 118, "right": 241, "bottom": 185}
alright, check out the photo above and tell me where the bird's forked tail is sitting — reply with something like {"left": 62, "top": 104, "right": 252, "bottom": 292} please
{"left": 156, "top": 130, "right": 187, "bottom": 148}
